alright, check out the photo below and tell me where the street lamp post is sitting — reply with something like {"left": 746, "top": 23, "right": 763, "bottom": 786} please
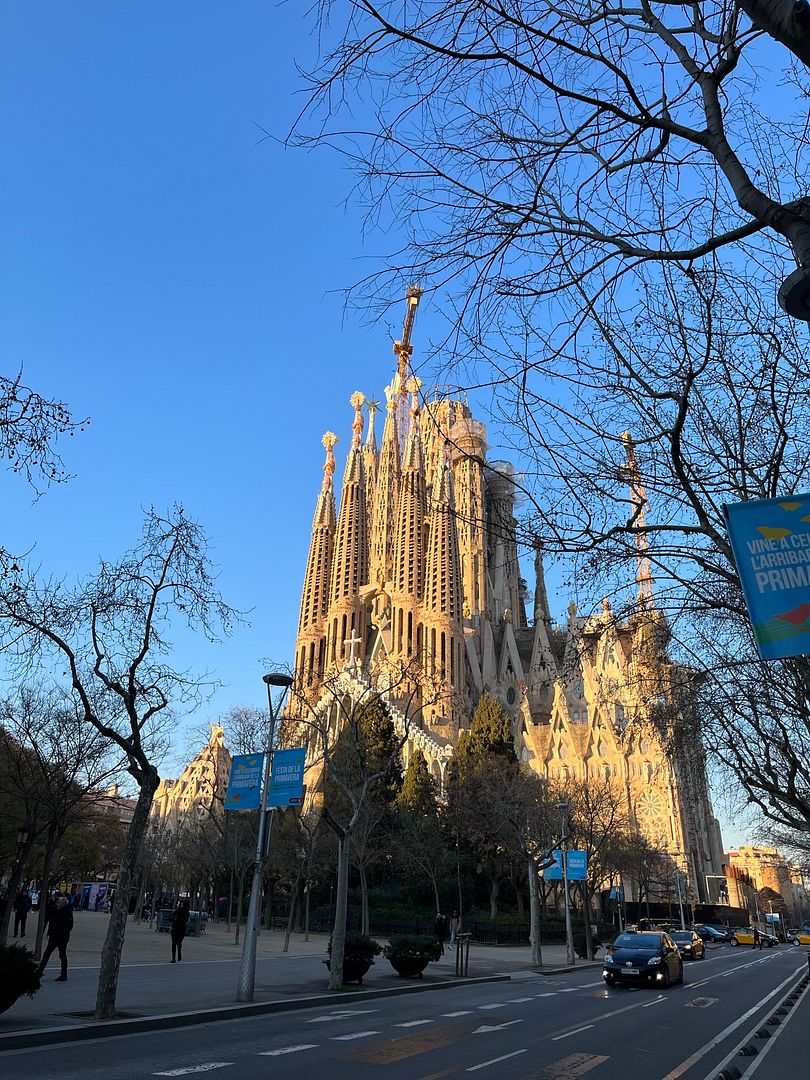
{"left": 554, "top": 801, "right": 575, "bottom": 966}
{"left": 235, "top": 672, "right": 293, "bottom": 1003}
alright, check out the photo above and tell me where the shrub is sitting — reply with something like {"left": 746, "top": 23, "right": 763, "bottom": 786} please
{"left": 0, "top": 944, "right": 41, "bottom": 1012}
{"left": 384, "top": 934, "right": 442, "bottom": 963}
{"left": 327, "top": 932, "right": 382, "bottom": 961}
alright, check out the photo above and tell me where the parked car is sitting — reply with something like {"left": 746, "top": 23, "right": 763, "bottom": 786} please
{"left": 694, "top": 924, "right": 724, "bottom": 943}
{"left": 790, "top": 929, "right": 810, "bottom": 946}
{"left": 698, "top": 924, "right": 734, "bottom": 942}
{"left": 730, "top": 927, "right": 777, "bottom": 947}
{"left": 670, "top": 930, "right": 705, "bottom": 960}
{"left": 602, "top": 930, "right": 684, "bottom": 988}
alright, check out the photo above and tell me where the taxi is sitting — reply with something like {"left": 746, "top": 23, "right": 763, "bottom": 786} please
{"left": 790, "top": 929, "right": 810, "bottom": 946}
{"left": 731, "top": 926, "right": 776, "bottom": 947}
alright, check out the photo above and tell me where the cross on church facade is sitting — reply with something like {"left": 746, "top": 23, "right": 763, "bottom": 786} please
{"left": 344, "top": 628, "right": 363, "bottom": 667}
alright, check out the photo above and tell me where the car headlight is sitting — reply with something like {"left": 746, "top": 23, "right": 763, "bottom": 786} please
{"left": 604, "top": 955, "right": 614, "bottom": 964}
{"left": 647, "top": 956, "right": 662, "bottom": 966}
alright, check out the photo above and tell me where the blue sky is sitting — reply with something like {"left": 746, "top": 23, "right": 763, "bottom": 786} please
{"left": 0, "top": 2, "right": 436, "bottom": 747}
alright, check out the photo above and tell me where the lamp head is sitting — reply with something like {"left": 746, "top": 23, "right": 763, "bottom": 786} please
{"left": 263, "top": 673, "right": 293, "bottom": 688}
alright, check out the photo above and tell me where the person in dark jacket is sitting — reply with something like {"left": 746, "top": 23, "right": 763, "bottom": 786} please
{"left": 434, "top": 911, "right": 448, "bottom": 955}
{"left": 170, "top": 899, "right": 190, "bottom": 962}
{"left": 38, "top": 895, "right": 74, "bottom": 981}
{"left": 13, "top": 890, "right": 32, "bottom": 937}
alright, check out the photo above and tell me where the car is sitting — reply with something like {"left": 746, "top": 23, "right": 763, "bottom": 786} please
{"left": 790, "top": 930, "right": 810, "bottom": 946}
{"left": 730, "top": 927, "right": 776, "bottom": 947}
{"left": 694, "top": 924, "right": 726, "bottom": 943}
{"left": 602, "top": 930, "right": 684, "bottom": 988}
{"left": 670, "top": 929, "right": 706, "bottom": 959}
{"left": 700, "top": 924, "right": 734, "bottom": 942}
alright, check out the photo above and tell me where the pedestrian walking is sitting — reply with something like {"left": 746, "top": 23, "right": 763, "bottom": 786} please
{"left": 753, "top": 926, "right": 762, "bottom": 949}
{"left": 170, "top": 899, "right": 190, "bottom": 962}
{"left": 38, "top": 895, "right": 74, "bottom": 981}
{"left": 12, "top": 890, "right": 32, "bottom": 937}
{"left": 434, "top": 911, "right": 448, "bottom": 955}
{"left": 449, "top": 910, "right": 460, "bottom": 949}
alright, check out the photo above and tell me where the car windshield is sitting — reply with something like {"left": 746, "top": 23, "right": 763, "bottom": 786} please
{"left": 612, "top": 933, "right": 662, "bottom": 950}
{"left": 671, "top": 932, "right": 691, "bottom": 941}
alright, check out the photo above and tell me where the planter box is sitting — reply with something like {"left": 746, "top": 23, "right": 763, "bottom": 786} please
{"left": 323, "top": 957, "right": 373, "bottom": 985}
{"left": 388, "top": 956, "right": 430, "bottom": 979}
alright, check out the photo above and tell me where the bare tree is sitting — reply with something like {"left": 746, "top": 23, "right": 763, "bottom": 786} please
{"left": 292, "top": 659, "right": 439, "bottom": 989}
{"left": 0, "top": 370, "right": 86, "bottom": 492}
{"left": 0, "top": 506, "right": 238, "bottom": 1018}
{"left": 299, "top": 2, "right": 810, "bottom": 321}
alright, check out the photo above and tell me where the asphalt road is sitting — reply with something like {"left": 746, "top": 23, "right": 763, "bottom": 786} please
{"left": 4, "top": 945, "right": 808, "bottom": 1080}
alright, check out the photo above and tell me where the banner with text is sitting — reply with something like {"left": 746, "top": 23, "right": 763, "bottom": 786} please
{"left": 541, "top": 850, "right": 588, "bottom": 881}
{"left": 224, "top": 754, "right": 265, "bottom": 810}
{"left": 268, "top": 747, "right": 307, "bottom": 807}
{"left": 723, "top": 494, "right": 810, "bottom": 660}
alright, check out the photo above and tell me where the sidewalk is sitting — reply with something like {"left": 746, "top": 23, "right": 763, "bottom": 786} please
{"left": 1, "top": 912, "right": 599, "bottom": 1050}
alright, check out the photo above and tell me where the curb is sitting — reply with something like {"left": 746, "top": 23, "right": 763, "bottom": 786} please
{"left": 0, "top": 975, "right": 511, "bottom": 1052}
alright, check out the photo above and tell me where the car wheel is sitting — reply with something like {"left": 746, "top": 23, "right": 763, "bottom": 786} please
{"left": 604, "top": 975, "right": 615, "bottom": 987}
{"left": 792, "top": 939, "right": 801, "bottom": 947}
{"left": 730, "top": 937, "right": 739, "bottom": 946}
{"left": 677, "top": 962, "right": 684, "bottom": 984}
{"left": 661, "top": 966, "right": 670, "bottom": 988}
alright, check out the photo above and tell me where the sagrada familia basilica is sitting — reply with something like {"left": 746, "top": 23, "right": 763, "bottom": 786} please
{"left": 291, "top": 289, "right": 725, "bottom": 903}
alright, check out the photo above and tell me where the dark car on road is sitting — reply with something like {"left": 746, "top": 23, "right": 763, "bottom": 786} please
{"left": 603, "top": 930, "right": 684, "bottom": 988}
{"left": 696, "top": 924, "right": 733, "bottom": 942}
{"left": 670, "top": 929, "right": 705, "bottom": 960}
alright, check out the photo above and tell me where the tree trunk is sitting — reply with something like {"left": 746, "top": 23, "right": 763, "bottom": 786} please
{"left": 283, "top": 859, "right": 305, "bottom": 953}
{"left": 430, "top": 872, "right": 440, "bottom": 915}
{"left": 94, "top": 768, "right": 158, "bottom": 1020}
{"left": 359, "top": 864, "right": 369, "bottom": 935}
{"left": 304, "top": 882, "right": 310, "bottom": 941}
{"left": 582, "top": 882, "right": 594, "bottom": 960}
{"left": 234, "top": 872, "right": 246, "bottom": 945}
{"left": 328, "top": 832, "right": 351, "bottom": 990}
{"left": 528, "top": 857, "right": 542, "bottom": 968}
{"left": 33, "top": 825, "right": 58, "bottom": 961}
{"left": 227, "top": 868, "right": 234, "bottom": 930}
{"left": 0, "top": 832, "right": 37, "bottom": 943}
{"left": 516, "top": 887, "right": 525, "bottom": 919}
{"left": 489, "top": 875, "right": 500, "bottom": 920}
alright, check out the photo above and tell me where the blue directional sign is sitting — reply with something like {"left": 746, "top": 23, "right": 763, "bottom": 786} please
{"left": 541, "top": 850, "right": 588, "bottom": 881}
{"left": 723, "top": 494, "right": 810, "bottom": 660}
{"left": 267, "top": 747, "right": 307, "bottom": 807}
{"left": 224, "top": 754, "right": 265, "bottom": 810}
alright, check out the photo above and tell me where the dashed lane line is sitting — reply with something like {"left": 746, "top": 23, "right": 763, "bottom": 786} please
{"left": 466, "top": 1049, "right": 528, "bottom": 1072}
{"left": 552, "top": 1025, "right": 594, "bottom": 1041}
{"left": 395, "top": 1020, "right": 435, "bottom": 1028}
{"left": 442, "top": 1010, "right": 474, "bottom": 1017}
{"left": 641, "top": 996, "right": 666, "bottom": 1008}
{"left": 258, "top": 1045, "right": 317, "bottom": 1057}
{"left": 154, "top": 1067, "right": 234, "bottom": 1077}
{"left": 478, "top": 1003, "right": 509, "bottom": 1010}
{"left": 330, "top": 1031, "right": 380, "bottom": 1041}
{"left": 507, "top": 997, "right": 534, "bottom": 1002}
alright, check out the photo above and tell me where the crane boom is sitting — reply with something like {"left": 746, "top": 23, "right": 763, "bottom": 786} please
{"left": 393, "top": 285, "right": 423, "bottom": 383}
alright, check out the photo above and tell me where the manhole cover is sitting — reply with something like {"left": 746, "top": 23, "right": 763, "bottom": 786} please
{"left": 687, "top": 997, "right": 718, "bottom": 1008}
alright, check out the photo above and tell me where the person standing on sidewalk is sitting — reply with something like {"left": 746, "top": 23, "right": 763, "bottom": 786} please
{"left": 12, "top": 890, "right": 32, "bottom": 937}
{"left": 38, "top": 896, "right": 73, "bottom": 981}
{"left": 434, "top": 911, "right": 448, "bottom": 956}
{"left": 449, "top": 910, "right": 460, "bottom": 949}
{"left": 170, "top": 899, "right": 190, "bottom": 962}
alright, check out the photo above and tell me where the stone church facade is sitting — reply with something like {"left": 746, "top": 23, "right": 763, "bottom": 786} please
{"left": 292, "top": 291, "right": 725, "bottom": 903}
{"left": 152, "top": 724, "right": 232, "bottom": 828}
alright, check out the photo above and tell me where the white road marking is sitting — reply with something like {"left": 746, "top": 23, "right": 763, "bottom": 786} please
{"left": 330, "top": 1031, "right": 380, "bottom": 1041}
{"left": 395, "top": 1020, "right": 434, "bottom": 1028}
{"left": 467, "top": 1049, "right": 528, "bottom": 1071}
{"left": 507, "top": 997, "right": 534, "bottom": 1002}
{"left": 478, "top": 1002, "right": 509, "bottom": 1009}
{"left": 642, "top": 996, "right": 666, "bottom": 1008}
{"left": 307, "top": 1010, "right": 377, "bottom": 1023}
{"left": 552, "top": 1025, "right": 594, "bottom": 1041}
{"left": 474, "top": 1021, "right": 524, "bottom": 1034}
{"left": 559, "top": 987, "right": 579, "bottom": 993}
{"left": 536, "top": 992, "right": 558, "bottom": 997}
{"left": 258, "top": 1045, "right": 317, "bottom": 1057}
{"left": 579, "top": 981, "right": 604, "bottom": 988}
{"left": 443, "top": 1010, "right": 474, "bottom": 1017}
{"left": 154, "top": 1067, "right": 233, "bottom": 1077}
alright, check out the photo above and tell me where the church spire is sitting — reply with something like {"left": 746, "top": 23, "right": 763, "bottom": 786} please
{"left": 392, "top": 377, "right": 427, "bottom": 602}
{"left": 327, "top": 393, "right": 370, "bottom": 668}
{"left": 369, "top": 383, "right": 401, "bottom": 587}
{"left": 622, "top": 431, "right": 655, "bottom": 608}
{"left": 293, "top": 432, "right": 338, "bottom": 692}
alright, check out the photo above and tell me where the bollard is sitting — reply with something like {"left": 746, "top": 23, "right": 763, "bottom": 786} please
{"left": 806, "top": 949, "right": 810, "bottom": 976}
{"left": 455, "top": 932, "right": 471, "bottom": 977}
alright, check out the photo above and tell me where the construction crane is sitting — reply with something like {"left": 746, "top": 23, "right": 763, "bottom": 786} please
{"left": 393, "top": 285, "right": 423, "bottom": 451}
{"left": 622, "top": 431, "right": 655, "bottom": 608}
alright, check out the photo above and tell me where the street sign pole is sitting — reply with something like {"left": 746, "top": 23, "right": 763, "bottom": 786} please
{"left": 236, "top": 673, "right": 292, "bottom": 1002}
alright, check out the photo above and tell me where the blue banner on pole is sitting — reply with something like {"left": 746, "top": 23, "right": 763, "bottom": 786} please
{"left": 224, "top": 754, "right": 265, "bottom": 810}
{"left": 541, "top": 850, "right": 587, "bottom": 881}
{"left": 723, "top": 494, "right": 810, "bottom": 660}
{"left": 268, "top": 747, "right": 307, "bottom": 807}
